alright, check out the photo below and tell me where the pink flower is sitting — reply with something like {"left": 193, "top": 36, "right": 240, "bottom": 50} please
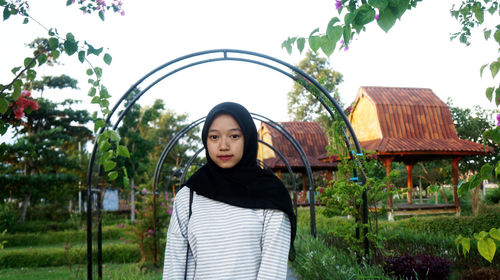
{"left": 375, "top": 14, "right": 379, "bottom": 20}
{"left": 123, "top": 240, "right": 127, "bottom": 244}
{"left": 117, "top": 223, "right": 123, "bottom": 228}
{"left": 161, "top": 202, "right": 165, "bottom": 206}
{"left": 120, "top": 10, "right": 125, "bottom": 16}
{"left": 497, "top": 114, "right": 500, "bottom": 126}
{"left": 318, "top": 187, "right": 324, "bottom": 194}
{"left": 147, "top": 234, "right": 151, "bottom": 238}
{"left": 148, "top": 229, "right": 153, "bottom": 233}
{"left": 168, "top": 209, "right": 172, "bottom": 215}
{"left": 141, "top": 189, "right": 147, "bottom": 194}
{"left": 371, "top": 154, "right": 377, "bottom": 159}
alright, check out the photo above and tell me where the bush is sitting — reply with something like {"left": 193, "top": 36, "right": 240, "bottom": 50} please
{"left": 291, "top": 229, "right": 390, "bottom": 280}
{"left": 390, "top": 204, "right": 500, "bottom": 236}
{"left": 485, "top": 187, "right": 500, "bottom": 204}
{"left": 0, "top": 243, "right": 140, "bottom": 268}
{"left": 2, "top": 225, "right": 126, "bottom": 247}
{"left": 383, "top": 254, "right": 452, "bottom": 280}
{"left": 0, "top": 203, "right": 18, "bottom": 231}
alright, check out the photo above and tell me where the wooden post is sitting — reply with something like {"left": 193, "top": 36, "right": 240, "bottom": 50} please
{"left": 406, "top": 163, "right": 414, "bottom": 204}
{"left": 276, "top": 169, "right": 282, "bottom": 180}
{"left": 381, "top": 157, "right": 395, "bottom": 209}
{"left": 302, "top": 172, "right": 307, "bottom": 203}
{"left": 452, "top": 157, "right": 462, "bottom": 216}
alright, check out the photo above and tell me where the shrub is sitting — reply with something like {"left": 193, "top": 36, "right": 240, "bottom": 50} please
{"left": 0, "top": 203, "right": 18, "bottom": 231}
{"left": 383, "top": 254, "right": 452, "bottom": 280}
{"left": 0, "top": 243, "right": 140, "bottom": 268}
{"left": 2, "top": 225, "right": 125, "bottom": 247}
{"left": 485, "top": 187, "right": 500, "bottom": 204}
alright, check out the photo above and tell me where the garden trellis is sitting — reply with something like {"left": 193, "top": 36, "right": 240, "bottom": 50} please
{"left": 85, "top": 49, "right": 366, "bottom": 279}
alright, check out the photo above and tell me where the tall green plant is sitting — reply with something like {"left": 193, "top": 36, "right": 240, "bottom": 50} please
{"left": 316, "top": 121, "right": 400, "bottom": 258}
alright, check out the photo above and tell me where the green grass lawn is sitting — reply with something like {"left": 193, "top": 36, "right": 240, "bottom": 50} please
{"left": 0, "top": 263, "right": 162, "bottom": 280}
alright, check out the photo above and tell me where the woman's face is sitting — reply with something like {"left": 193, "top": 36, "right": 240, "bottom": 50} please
{"left": 206, "top": 114, "right": 244, "bottom": 169}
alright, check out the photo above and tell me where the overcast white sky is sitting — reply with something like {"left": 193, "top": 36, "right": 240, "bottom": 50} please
{"left": 1, "top": 0, "right": 499, "bottom": 143}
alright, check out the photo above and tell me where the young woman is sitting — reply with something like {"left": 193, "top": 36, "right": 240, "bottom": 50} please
{"left": 163, "top": 102, "right": 296, "bottom": 280}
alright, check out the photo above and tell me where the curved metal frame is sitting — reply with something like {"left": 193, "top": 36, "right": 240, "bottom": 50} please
{"left": 86, "top": 49, "right": 366, "bottom": 279}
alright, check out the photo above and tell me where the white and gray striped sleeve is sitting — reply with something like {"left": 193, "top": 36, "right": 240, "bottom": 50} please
{"left": 162, "top": 187, "right": 194, "bottom": 280}
{"left": 257, "top": 209, "right": 291, "bottom": 280}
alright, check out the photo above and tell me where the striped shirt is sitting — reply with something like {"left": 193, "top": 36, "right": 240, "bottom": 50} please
{"left": 162, "top": 186, "right": 291, "bottom": 280}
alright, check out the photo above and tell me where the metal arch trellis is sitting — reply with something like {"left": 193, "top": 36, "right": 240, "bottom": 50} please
{"left": 86, "top": 49, "right": 367, "bottom": 279}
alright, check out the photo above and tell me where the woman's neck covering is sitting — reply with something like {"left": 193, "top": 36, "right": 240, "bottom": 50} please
{"left": 185, "top": 102, "right": 296, "bottom": 261}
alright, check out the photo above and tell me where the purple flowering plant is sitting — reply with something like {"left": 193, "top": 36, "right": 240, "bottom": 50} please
{"left": 120, "top": 181, "right": 173, "bottom": 264}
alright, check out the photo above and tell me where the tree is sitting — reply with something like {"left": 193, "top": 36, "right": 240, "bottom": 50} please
{"left": 0, "top": 97, "right": 92, "bottom": 223}
{"left": 287, "top": 50, "right": 344, "bottom": 130}
{"left": 118, "top": 94, "right": 165, "bottom": 221}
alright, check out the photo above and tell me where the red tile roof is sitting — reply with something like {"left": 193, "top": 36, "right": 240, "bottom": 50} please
{"left": 354, "top": 87, "right": 493, "bottom": 155}
{"left": 259, "top": 122, "right": 337, "bottom": 170}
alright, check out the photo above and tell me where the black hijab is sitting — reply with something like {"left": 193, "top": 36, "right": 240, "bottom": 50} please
{"left": 185, "top": 102, "right": 296, "bottom": 261}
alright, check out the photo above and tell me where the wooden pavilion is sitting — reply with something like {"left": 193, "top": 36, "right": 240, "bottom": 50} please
{"left": 257, "top": 121, "right": 337, "bottom": 203}
{"left": 348, "top": 86, "right": 493, "bottom": 217}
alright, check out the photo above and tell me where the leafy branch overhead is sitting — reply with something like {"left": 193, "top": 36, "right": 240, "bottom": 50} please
{"left": 282, "top": 0, "right": 421, "bottom": 57}
{"left": 1, "top": 0, "right": 130, "bottom": 187}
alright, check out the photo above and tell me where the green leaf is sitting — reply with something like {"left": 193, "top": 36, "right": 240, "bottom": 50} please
{"left": 108, "top": 171, "right": 118, "bottom": 181}
{"left": 480, "top": 163, "right": 493, "bottom": 179}
{"left": 495, "top": 29, "right": 500, "bottom": 44}
{"left": 297, "top": 37, "right": 305, "bottom": 53}
{"left": 0, "top": 97, "right": 9, "bottom": 114}
{"left": 461, "top": 237, "right": 471, "bottom": 256}
{"left": 23, "top": 17, "right": 28, "bottom": 24}
{"left": 103, "top": 53, "right": 112, "bottom": 65}
{"left": 484, "top": 29, "right": 492, "bottom": 40}
{"left": 123, "top": 176, "right": 130, "bottom": 187}
{"left": 457, "top": 180, "right": 470, "bottom": 197}
{"left": 99, "top": 87, "right": 110, "bottom": 98}
{"left": 472, "top": 4, "right": 484, "bottom": 23}
{"left": 88, "top": 87, "right": 97, "bottom": 97}
{"left": 490, "top": 228, "right": 500, "bottom": 241}
{"left": 64, "top": 40, "right": 78, "bottom": 56}
{"left": 344, "top": 12, "right": 356, "bottom": 25}
{"left": 66, "top": 32, "right": 75, "bottom": 41}
{"left": 86, "top": 68, "right": 94, "bottom": 76}
{"left": 94, "top": 67, "right": 103, "bottom": 78}
{"left": 117, "top": 145, "right": 130, "bottom": 158}
{"left": 3, "top": 7, "right": 10, "bottom": 21}
{"left": 496, "top": 88, "right": 500, "bottom": 106}
{"left": 66, "top": 0, "right": 73, "bottom": 5}
{"left": 99, "top": 10, "right": 105, "bottom": 21}
{"left": 369, "top": 0, "right": 388, "bottom": 9}
{"left": 478, "top": 238, "right": 496, "bottom": 262}
{"left": 486, "top": 87, "right": 494, "bottom": 101}
{"left": 91, "top": 96, "right": 100, "bottom": 104}
{"left": 26, "top": 69, "right": 36, "bottom": 81}
{"left": 11, "top": 66, "right": 21, "bottom": 75}
{"left": 37, "top": 54, "right": 47, "bottom": 66}
{"left": 281, "top": 38, "right": 292, "bottom": 55}
{"left": 354, "top": 4, "right": 376, "bottom": 27}
{"left": 23, "top": 57, "right": 35, "bottom": 68}
{"left": 98, "top": 140, "right": 111, "bottom": 152}
{"left": 48, "top": 38, "right": 59, "bottom": 51}
{"left": 308, "top": 28, "right": 321, "bottom": 52}
{"left": 377, "top": 7, "right": 397, "bottom": 32}
{"left": 94, "top": 119, "right": 106, "bottom": 133}
{"left": 490, "top": 61, "right": 500, "bottom": 78}
{"left": 327, "top": 18, "right": 343, "bottom": 43}
{"left": 320, "top": 35, "right": 336, "bottom": 57}
{"left": 108, "top": 131, "right": 120, "bottom": 142}
{"left": 78, "top": 51, "right": 85, "bottom": 63}
{"left": 481, "top": 63, "right": 489, "bottom": 77}
{"left": 478, "top": 231, "right": 489, "bottom": 240}
{"left": 52, "top": 50, "right": 60, "bottom": 60}
{"left": 103, "top": 160, "right": 117, "bottom": 172}
{"left": 86, "top": 43, "right": 103, "bottom": 56}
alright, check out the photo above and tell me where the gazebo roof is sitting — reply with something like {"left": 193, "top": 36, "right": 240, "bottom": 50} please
{"left": 349, "top": 86, "right": 492, "bottom": 158}
{"left": 257, "top": 121, "right": 337, "bottom": 171}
